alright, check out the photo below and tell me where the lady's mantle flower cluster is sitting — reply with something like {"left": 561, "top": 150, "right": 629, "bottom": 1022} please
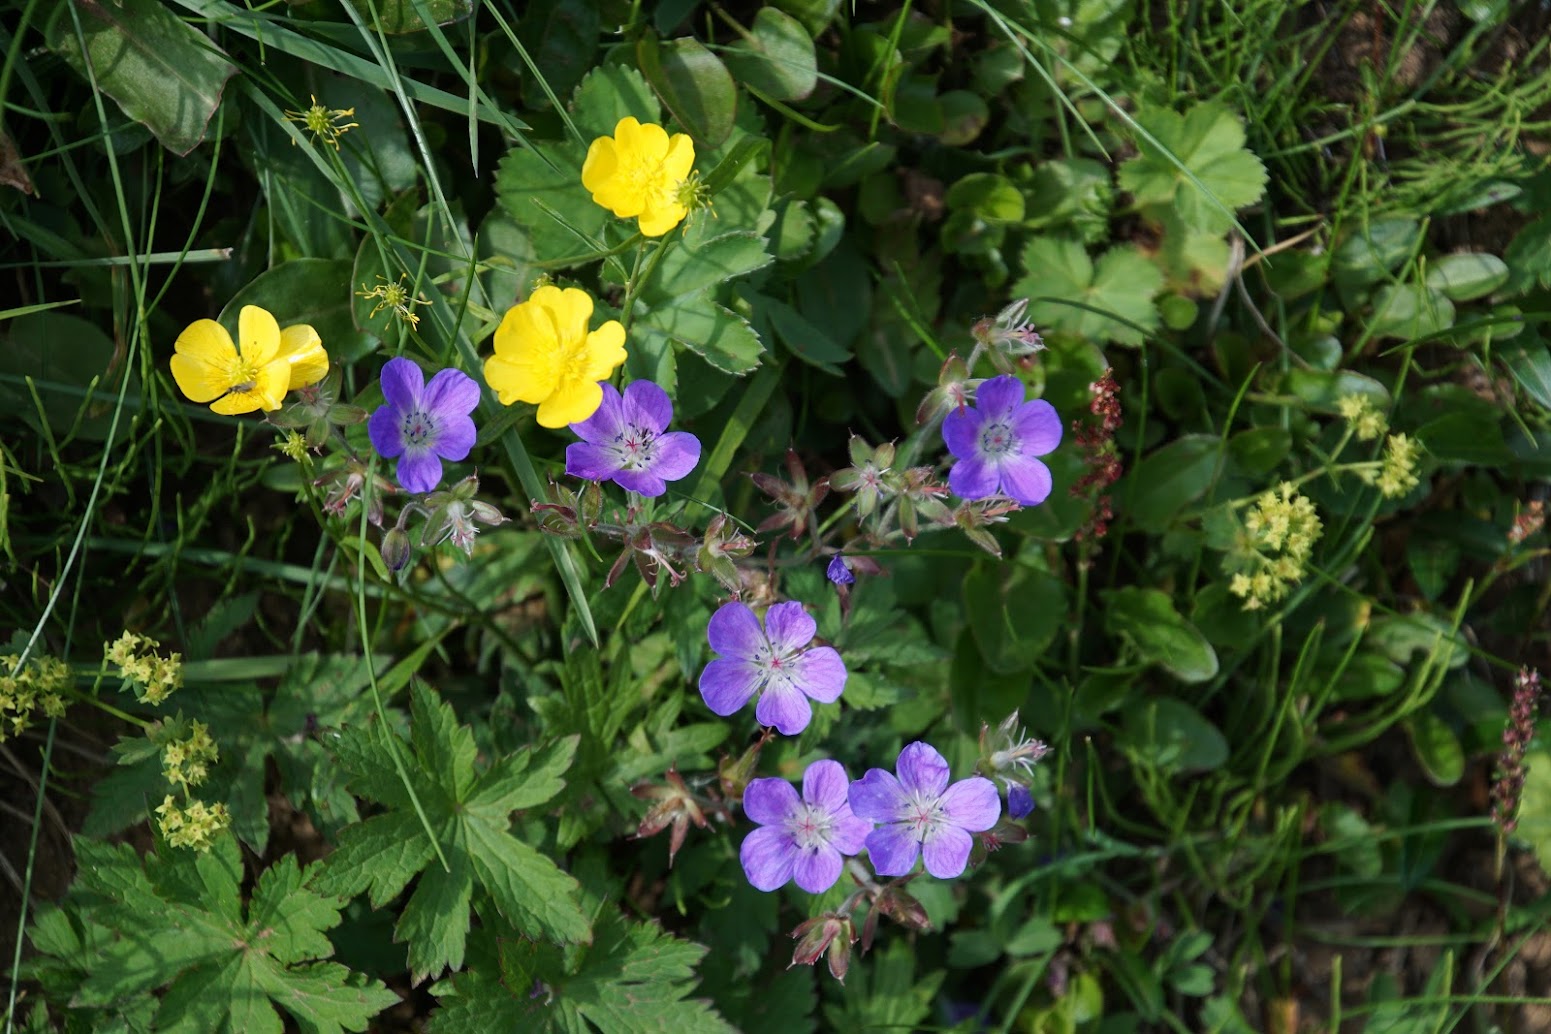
{"left": 155, "top": 795, "right": 230, "bottom": 852}
{"left": 1228, "top": 483, "right": 1322, "bottom": 610}
{"left": 162, "top": 719, "right": 219, "bottom": 790}
{"left": 582, "top": 117, "right": 699, "bottom": 237}
{"left": 1367, "top": 433, "right": 1422, "bottom": 499}
{"left": 0, "top": 654, "right": 69, "bottom": 742}
{"left": 106, "top": 631, "right": 182, "bottom": 706}
{"left": 740, "top": 743, "right": 1003, "bottom": 894}
{"left": 170, "top": 305, "right": 327, "bottom": 415}
{"left": 1338, "top": 393, "right": 1388, "bottom": 441}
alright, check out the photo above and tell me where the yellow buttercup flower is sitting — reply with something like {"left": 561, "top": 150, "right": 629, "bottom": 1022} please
{"left": 170, "top": 305, "right": 328, "bottom": 415}
{"left": 484, "top": 285, "right": 627, "bottom": 428}
{"left": 582, "top": 117, "right": 697, "bottom": 237}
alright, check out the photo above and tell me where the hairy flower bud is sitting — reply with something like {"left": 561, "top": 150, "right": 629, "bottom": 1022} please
{"left": 790, "top": 914, "right": 855, "bottom": 981}
{"left": 380, "top": 527, "right": 412, "bottom": 573}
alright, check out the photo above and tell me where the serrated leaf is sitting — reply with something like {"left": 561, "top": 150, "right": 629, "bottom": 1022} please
{"left": 494, "top": 142, "right": 608, "bottom": 267}
{"left": 1117, "top": 102, "right": 1267, "bottom": 234}
{"left": 639, "top": 231, "right": 772, "bottom": 305}
{"left": 636, "top": 295, "right": 765, "bottom": 375}
{"left": 48, "top": 0, "right": 236, "bottom": 156}
{"left": 220, "top": 259, "right": 373, "bottom": 364}
{"left": 1015, "top": 237, "right": 1162, "bottom": 346}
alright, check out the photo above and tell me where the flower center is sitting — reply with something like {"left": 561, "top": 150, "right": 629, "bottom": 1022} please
{"left": 751, "top": 640, "right": 800, "bottom": 691}
{"left": 401, "top": 406, "right": 438, "bottom": 450}
{"left": 786, "top": 801, "right": 835, "bottom": 851}
{"left": 610, "top": 422, "right": 658, "bottom": 472}
{"left": 903, "top": 791, "right": 946, "bottom": 840}
{"left": 621, "top": 150, "right": 681, "bottom": 210}
{"left": 226, "top": 356, "right": 261, "bottom": 393}
{"left": 978, "top": 419, "right": 1018, "bottom": 459}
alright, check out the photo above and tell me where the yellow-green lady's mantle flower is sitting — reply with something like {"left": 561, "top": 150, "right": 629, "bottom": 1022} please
{"left": 582, "top": 117, "right": 696, "bottom": 237}
{"left": 170, "top": 305, "right": 328, "bottom": 415}
{"left": 484, "top": 285, "right": 627, "bottom": 428}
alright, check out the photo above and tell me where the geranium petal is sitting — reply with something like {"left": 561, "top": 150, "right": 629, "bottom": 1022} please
{"left": 974, "top": 374, "right": 1025, "bottom": 419}
{"left": 998, "top": 456, "right": 1053, "bottom": 506}
{"left": 396, "top": 449, "right": 443, "bottom": 494}
{"left": 793, "top": 646, "right": 846, "bottom": 704}
{"left": 707, "top": 601, "right": 764, "bottom": 658}
{"left": 792, "top": 847, "right": 844, "bottom": 894}
{"left": 570, "top": 382, "right": 625, "bottom": 444}
{"left": 863, "top": 823, "right": 920, "bottom": 877}
{"left": 742, "top": 776, "right": 800, "bottom": 826}
{"left": 368, "top": 405, "right": 405, "bottom": 458}
{"left": 801, "top": 759, "right": 851, "bottom": 813}
{"left": 847, "top": 768, "right": 907, "bottom": 823}
{"left": 237, "top": 306, "right": 280, "bottom": 365}
{"left": 941, "top": 405, "right": 984, "bottom": 460}
{"left": 698, "top": 658, "right": 758, "bottom": 716}
{"left": 424, "top": 367, "right": 480, "bottom": 419}
{"left": 433, "top": 414, "right": 476, "bottom": 462}
{"left": 755, "top": 682, "right": 812, "bottom": 735}
{"left": 611, "top": 469, "right": 668, "bottom": 497}
{"left": 896, "top": 741, "right": 950, "bottom": 797}
{"left": 650, "top": 431, "right": 701, "bottom": 483}
{"left": 948, "top": 455, "right": 998, "bottom": 500}
{"left": 622, "top": 380, "right": 673, "bottom": 434}
{"left": 739, "top": 826, "right": 796, "bottom": 892}
{"left": 1012, "top": 399, "right": 1063, "bottom": 456}
{"left": 763, "top": 602, "right": 816, "bottom": 654}
{"left": 938, "top": 776, "right": 1002, "bottom": 832}
{"left": 380, "top": 356, "right": 424, "bottom": 410}
{"left": 830, "top": 811, "right": 874, "bottom": 856}
{"left": 565, "top": 441, "right": 621, "bottom": 482}
{"left": 277, "top": 324, "right": 327, "bottom": 389}
{"left": 920, "top": 824, "right": 974, "bottom": 879}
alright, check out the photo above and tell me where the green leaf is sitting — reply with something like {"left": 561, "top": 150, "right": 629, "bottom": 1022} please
{"left": 346, "top": 0, "right": 473, "bottom": 32}
{"left": 0, "top": 310, "right": 129, "bottom": 440}
{"left": 45, "top": 837, "right": 398, "bottom": 1033}
{"left": 313, "top": 682, "right": 590, "bottom": 980}
{"left": 639, "top": 232, "right": 773, "bottom": 305}
{"left": 637, "top": 34, "right": 737, "bottom": 147}
{"left": 1425, "top": 252, "right": 1509, "bottom": 301}
{"left": 221, "top": 259, "right": 373, "bottom": 364}
{"left": 516, "top": 0, "right": 600, "bottom": 105}
{"left": 1503, "top": 341, "right": 1551, "bottom": 411}
{"left": 1331, "top": 217, "right": 1421, "bottom": 289}
{"left": 1404, "top": 711, "right": 1464, "bottom": 787}
{"left": 1117, "top": 696, "right": 1229, "bottom": 774}
{"left": 494, "top": 142, "right": 608, "bottom": 267}
{"left": 1512, "top": 742, "right": 1551, "bottom": 874}
{"left": 963, "top": 562, "right": 1066, "bottom": 674}
{"left": 1015, "top": 238, "right": 1162, "bottom": 346}
{"left": 1121, "top": 434, "right": 1220, "bottom": 532}
{"left": 1367, "top": 283, "right": 1455, "bottom": 340}
{"left": 571, "top": 64, "right": 661, "bottom": 141}
{"left": 762, "top": 295, "right": 852, "bottom": 372}
{"left": 636, "top": 295, "right": 765, "bottom": 375}
{"left": 1116, "top": 102, "right": 1267, "bottom": 234}
{"left": 1104, "top": 587, "right": 1219, "bottom": 683}
{"left": 722, "top": 8, "right": 818, "bottom": 101}
{"left": 48, "top": 0, "right": 236, "bottom": 155}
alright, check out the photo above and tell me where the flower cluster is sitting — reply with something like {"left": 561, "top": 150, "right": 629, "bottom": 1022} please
{"left": 162, "top": 719, "right": 219, "bottom": 790}
{"left": 155, "top": 795, "right": 230, "bottom": 852}
{"left": 1228, "top": 483, "right": 1323, "bottom": 610}
{"left": 1070, "top": 368, "right": 1123, "bottom": 543}
{"left": 1492, "top": 667, "right": 1541, "bottom": 837}
{"left": 105, "top": 631, "right": 182, "bottom": 706}
{"left": 739, "top": 744, "right": 1002, "bottom": 895}
{"left": 1367, "top": 433, "right": 1422, "bottom": 499}
{"left": 0, "top": 654, "right": 69, "bottom": 742}
{"left": 170, "top": 305, "right": 327, "bottom": 415}
{"left": 1338, "top": 393, "right": 1388, "bottom": 441}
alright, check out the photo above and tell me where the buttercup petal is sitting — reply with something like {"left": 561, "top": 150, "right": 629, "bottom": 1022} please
{"left": 948, "top": 455, "right": 998, "bottom": 500}
{"left": 941, "top": 404, "right": 984, "bottom": 460}
{"left": 793, "top": 646, "right": 846, "bottom": 704}
{"left": 763, "top": 602, "right": 816, "bottom": 655}
{"left": 582, "top": 321, "right": 628, "bottom": 381}
{"left": 483, "top": 353, "right": 553, "bottom": 407}
{"left": 1012, "top": 399, "right": 1063, "bottom": 456}
{"left": 863, "top": 822, "right": 921, "bottom": 877}
{"left": 276, "top": 324, "right": 327, "bottom": 389}
{"left": 847, "top": 768, "right": 908, "bottom": 823}
{"left": 755, "top": 681, "right": 813, "bottom": 735}
{"left": 706, "top": 601, "right": 764, "bottom": 658}
{"left": 537, "top": 285, "right": 595, "bottom": 341}
{"left": 663, "top": 133, "right": 696, "bottom": 184}
{"left": 998, "top": 456, "right": 1053, "bottom": 506}
{"left": 251, "top": 360, "right": 289, "bottom": 411}
{"left": 742, "top": 776, "right": 800, "bottom": 826}
{"left": 171, "top": 320, "right": 235, "bottom": 403}
{"left": 638, "top": 202, "right": 688, "bottom": 238}
{"left": 236, "top": 305, "right": 281, "bottom": 365}
{"left": 974, "top": 374, "right": 1025, "bottom": 419}
{"left": 380, "top": 356, "right": 424, "bottom": 411}
{"left": 801, "top": 760, "right": 851, "bottom": 813}
{"left": 581, "top": 137, "right": 620, "bottom": 199}
{"left": 698, "top": 657, "right": 759, "bottom": 716}
{"left": 792, "top": 846, "right": 844, "bottom": 894}
{"left": 938, "top": 776, "right": 1002, "bottom": 832}
{"left": 536, "top": 379, "right": 604, "bottom": 429}
{"left": 209, "top": 389, "right": 265, "bottom": 416}
{"left": 740, "top": 825, "right": 797, "bottom": 892}
{"left": 570, "top": 382, "right": 626, "bottom": 444}
{"left": 895, "top": 741, "right": 950, "bottom": 798}
{"left": 920, "top": 824, "right": 974, "bottom": 879}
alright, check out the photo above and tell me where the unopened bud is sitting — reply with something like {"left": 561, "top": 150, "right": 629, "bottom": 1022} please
{"left": 380, "top": 527, "right": 412, "bottom": 573}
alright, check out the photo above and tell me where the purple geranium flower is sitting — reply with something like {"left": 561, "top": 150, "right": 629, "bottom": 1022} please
{"left": 848, "top": 741, "right": 1001, "bottom": 878}
{"left": 367, "top": 357, "right": 479, "bottom": 494}
{"left": 698, "top": 601, "right": 846, "bottom": 735}
{"left": 565, "top": 380, "right": 701, "bottom": 497}
{"left": 826, "top": 554, "right": 854, "bottom": 586}
{"left": 740, "top": 759, "right": 873, "bottom": 893}
{"left": 942, "top": 374, "right": 1062, "bottom": 506}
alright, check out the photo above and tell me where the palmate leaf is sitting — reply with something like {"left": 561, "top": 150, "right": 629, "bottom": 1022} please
{"left": 1014, "top": 237, "right": 1162, "bottom": 346}
{"left": 33, "top": 836, "right": 398, "bottom": 1034}
{"left": 1117, "top": 102, "right": 1268, "bottom": 234}
{"left": 426, "top": 907, "right": 734, "bottom": 1034}
{"left": 311, "top": 681, "right": 589, "bottom": 980}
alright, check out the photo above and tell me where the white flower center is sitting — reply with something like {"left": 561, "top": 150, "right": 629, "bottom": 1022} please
{"left": 786, "top": 801, "right": 835, "bottom": 851}
{"left": 609, "top": 423, "right": 658, "bottom": 471}
{"left": 903, "top": 791, "right": 946, "bottom": 839}
{"left": 978, "top": 419, "right": 1018, "bottom": 459}
{"left": 401, "top": 406, "right": 437, "bottom": 450}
